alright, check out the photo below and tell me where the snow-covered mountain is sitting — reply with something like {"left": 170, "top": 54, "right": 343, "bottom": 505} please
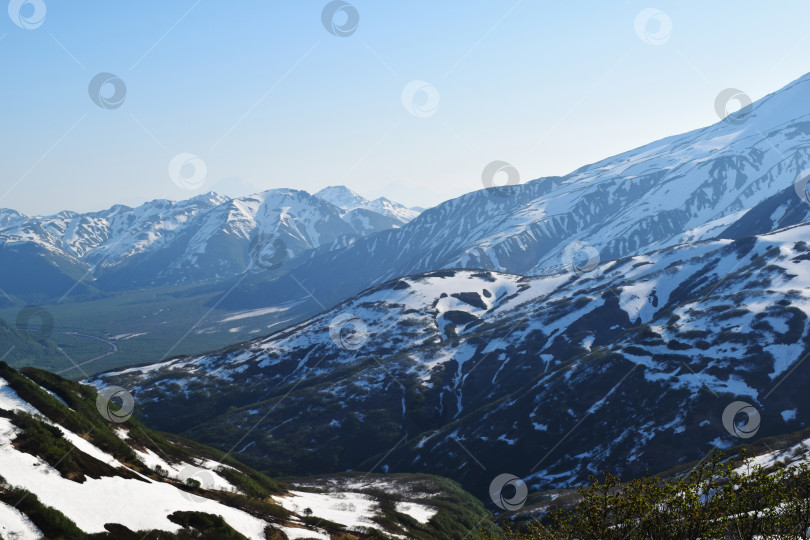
{"left": 91, "top": 215, "right": 810, "bottom": 500}
{"left": 314, "top": 185, "right": 420, "bottom": 225}
{"left": 721, "top": 182, "right": 810, "bottom": 240}
{"left": 259, "top": 73, "right": 810, "bottom": 312}
{"left": 0, "top": 362, "right": 494, "bottom": 538}
{"left": 0, "top": 187, "right": 417, "bottom": 295}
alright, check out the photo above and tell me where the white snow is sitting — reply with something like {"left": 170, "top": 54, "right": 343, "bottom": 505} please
{"left": 781, "top": 409, "right": 798, "bottom": 422}
{"left": 0, "top": 378, "right": 40, "bottom": 414}
{"left": 0, "top": 418, "right": 269, "bottom": 538}
{"left": 0, "top": 500, "right": 42, "bottom": 540}
{"left": 314, "top": 186, "right": 420, "bottom": 223}
{"left": 0, "top": 377, "right": 267, "bottom": 537}
{"left": 59, "top": 427, "right": 124, "bottom": 468}
{"left": 395, "top": 501, "right": 437, "bottom": 523}
{"left": 272, "top": 490, "right": 380, "bottom": 530}
{"left": 220, "top": 306, "right": 290, "bottom": 322}
{"left": 278, "top": 525, "right": 330, "bottom": 539}
{"left": 133, "top": 448, "right": 236, "bottom": 492}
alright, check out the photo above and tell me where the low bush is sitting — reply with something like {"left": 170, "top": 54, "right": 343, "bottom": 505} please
{"left": 487, "top": 451, "right": 810, "bottom": 539}
{"left": 0, "top": 486, "right": 83, "bottom": 538}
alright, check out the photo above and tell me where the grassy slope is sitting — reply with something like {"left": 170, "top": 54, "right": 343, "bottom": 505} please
{"left": 0, "top": 362, "right": 291, "bottom": 537}
{"left": 0, "top": 318, "right": 64, "bottom": 370}
{"left": 0, "top": 281, "right": 322, "bottom": 379}
{"left": 0, "top": 363, "right": 498, "bottom": 539}
{"left": 284, "top": 472, "right": 500, "bottom": 539}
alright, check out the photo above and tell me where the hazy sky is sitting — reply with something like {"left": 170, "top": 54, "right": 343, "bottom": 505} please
{"left": 3, "top": 1, "right": 810, "bottom": 215}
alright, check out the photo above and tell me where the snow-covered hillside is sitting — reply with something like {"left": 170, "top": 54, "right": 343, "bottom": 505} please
{"left": 0, "top": 363, "right": 494, "bottom": 538}
{"left": 91, "top": 216, "right": 810, "bottom": 500}
{"left": 0, "top": 366, "right": 276, "bottom": 538}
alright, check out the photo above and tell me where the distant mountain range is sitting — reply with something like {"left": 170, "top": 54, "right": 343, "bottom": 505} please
{"left": 0, "top": 186, "right": 419, "bottom": 298}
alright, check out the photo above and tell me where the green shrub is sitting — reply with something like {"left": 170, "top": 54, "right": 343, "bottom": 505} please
{"left": 486, "top": 452, "right": 810, "bottom": 539}
{"left": 167, "top": 511, "right": 249, "bottom": 539}
{"left": 10, "top": 411, "right": 130, "bottom": 482}
{"left": 0, "top": 486, "right": 83, "bottom": 538}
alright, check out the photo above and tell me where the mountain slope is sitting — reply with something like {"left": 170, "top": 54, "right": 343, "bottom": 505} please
{"left": 0, "top": 317, "right": 68, "bottom": 372}
{"left": 0, "top": 362, "right": 285, "bottom": 538}
{"left": 0, "top": 240, "right": 96, "bottom": 300}
{"left": 237, "top": 73, "right": 810, "bottom": 314}
{"left": 721, "top": 182, "right": 810, "bottom": 239}
{"left": 91, "top": 217, "right": 810, "bottom": 500}
{"left": 0, "top": 363, "right": 495, "bottom": 538}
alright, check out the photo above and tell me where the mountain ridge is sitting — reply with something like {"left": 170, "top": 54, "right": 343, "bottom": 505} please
{"left": 0, "top": 187, "right": 420, "bottom": 297}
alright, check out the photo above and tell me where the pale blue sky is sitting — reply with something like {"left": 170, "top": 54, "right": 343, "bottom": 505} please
{"left": 2, "top": 1, "right": 810, "bottom": 215}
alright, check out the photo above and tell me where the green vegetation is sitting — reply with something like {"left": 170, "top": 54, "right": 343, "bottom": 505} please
{"left": 8, "top": 360, "right": 292, "bottom": 495}
{"left": 0, "top": 478, "right": 84, "bottom": 539}
{"left": 10, "top": 411, "right": 135, "bottom": 482}
{"left": 0, "top": 318, "right": 63, "bottom": 371}
{"left": 216, "top": 465, "right": 285, "bottom": 499}
{"left": 89, "top": 512, "right": 251, "bottom": 539}
{"left": 166, "top": 511, "right": 249, "bottom": 539}
{"left": 488, "top": 452, "right": 810, "bottom": 539}
{"left": 0, "top": 280, "right": 320, "bottom": 379}
{"left": 0, "top": 362, "right": 299, "bottom": 536}
{"left": 0, "top": 348, "right": 500, "bottom": 539}
{"left": 290, "top": 473, "right": 499, "bottom": 540}
{"left": 0, "top": 362, "right": 138, "bottom": 464}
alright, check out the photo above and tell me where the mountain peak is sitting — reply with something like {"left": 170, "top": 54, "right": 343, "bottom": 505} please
{"left": 314, "top": 185, "right": 367, "bottom": 209}
{"left": 313, "top": 186, "right": 421, "bottom": 224}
